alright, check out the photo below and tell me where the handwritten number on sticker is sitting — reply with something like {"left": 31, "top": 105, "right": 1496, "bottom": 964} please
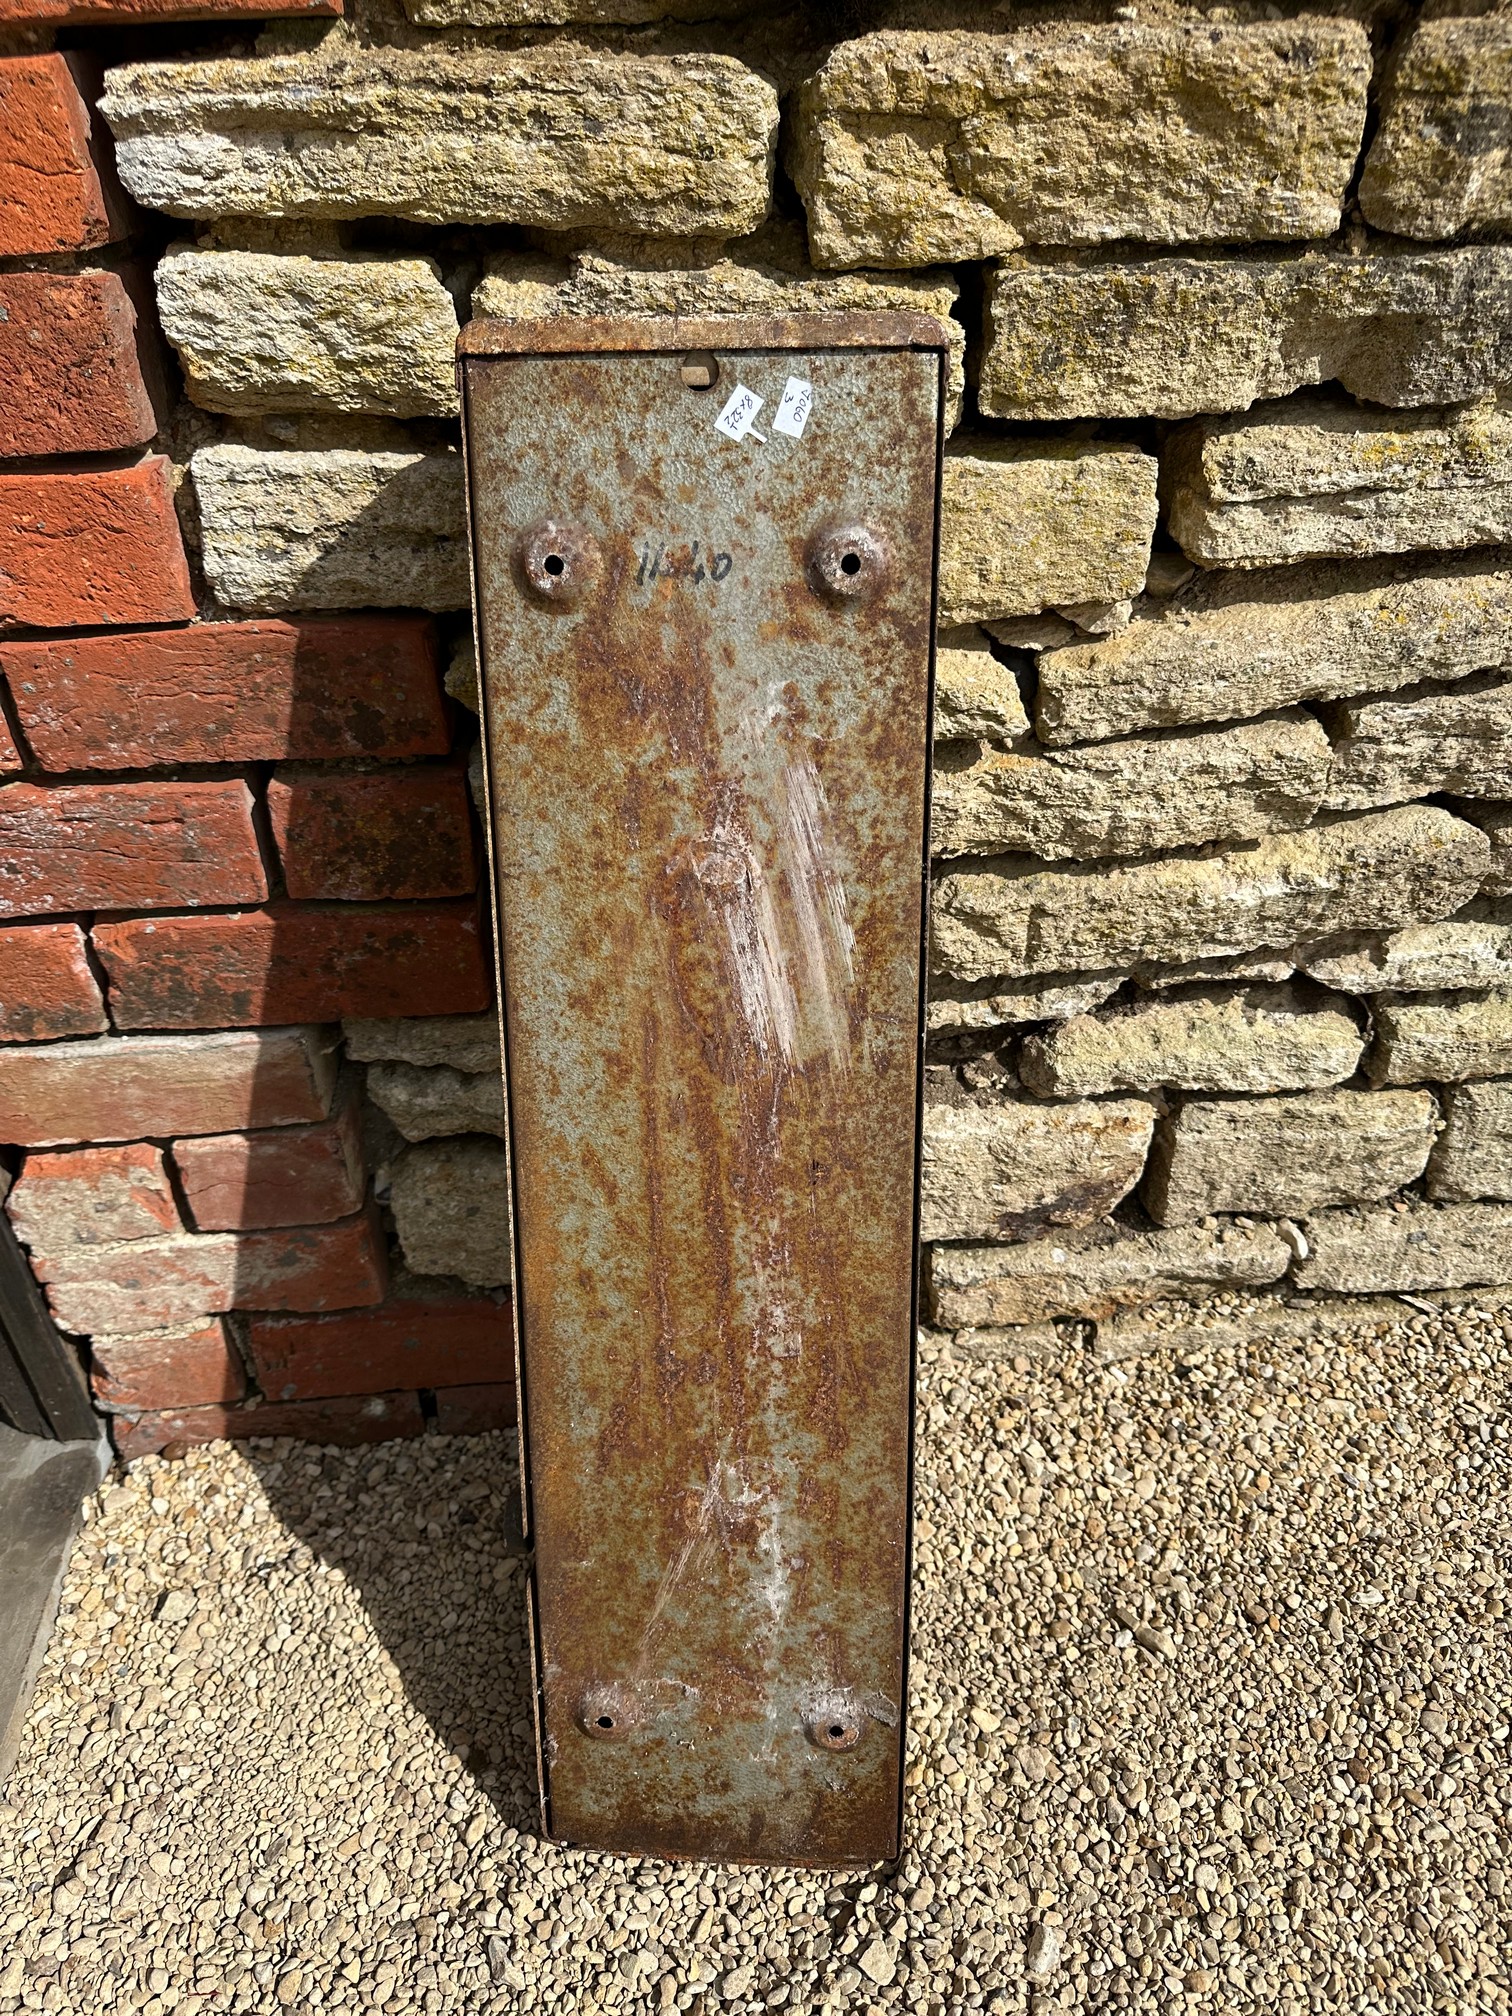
{"left": 715, "top": 384, "right": 766, "bottom": 444}
{"left": 773, "top": 377, "right": 814, "bottom": 439}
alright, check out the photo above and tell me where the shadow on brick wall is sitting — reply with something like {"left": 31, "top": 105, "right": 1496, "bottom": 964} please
{"left": 241, "top": 1432, "right": 542, "bottom": 1837}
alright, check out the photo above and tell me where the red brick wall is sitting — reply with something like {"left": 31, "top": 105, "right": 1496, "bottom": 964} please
{"left": 0, "top": 32, "right": 513, "bottom": 1457}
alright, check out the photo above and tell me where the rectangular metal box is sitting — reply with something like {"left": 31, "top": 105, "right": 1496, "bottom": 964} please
{"left": 459, "top": 313, "right": 945, "bottom": 1865}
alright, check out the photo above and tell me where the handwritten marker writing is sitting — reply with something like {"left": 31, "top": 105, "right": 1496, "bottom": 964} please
{"left": 715, "top": 384, "right": 766, "bottom": 444}
{"left": 773, "top": 377, "right": 814, "bottom": 439}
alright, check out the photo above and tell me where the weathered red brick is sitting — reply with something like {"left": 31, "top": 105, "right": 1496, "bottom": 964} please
{"left": 0, "top": 709, "right": 20, "bottom": 773}
{"left": 0, "top": 269, "right": 160, "bottom": 458}
{"left": 8, "top": 1141, "right": 180, "bottom": 1252}
{"left": 0, "top": 1027, "right": 338, "bottom": 1146}
{"left": 209, "top": 1207, "right": 391, "bottom": 1317}
{"left": 94, "top": 900, "right": 490, "bottom": 1030}
{"left": 221, "top": 1209, "right": 387, "bottom": 1316}
{"left": 0, "top": 54, "right": 129, "bottom": 258}
{"left": 3, "top": 617, "right": 449, "bottom": 772}
{"left": 432, "top": 1382, "right": 518, "bottom": 1437}
{"left": 267, "top": 760, "right": 477, "bottom": 902}
{"left": 35, "top": 1204, "right": 387, "bottom": 1332}
{"left": 172, "top": 1094, "right": 364, "bottom": 1232}
{"left": 115, "top": 1389, "right": 421, "bottom": 1462}
{"left": 2, "top": 0, "right": 337, "bottom": 21}
{"left": 0, "top": 922, "right": 107, "bottom": 1041}
{"left": 246, "top": 1291, "right": 513, "bottom": 1402}
{"left": 0, "top": 778, "right": 266, "bottom": 918}
{"left": 36, "top": 1232, "right": 228, "bottom": 1331}
{"left": 90, "top": 1315, "right": 245, "bottom": 1412}
{"left": 0, "top": 459, "right": 194, "bottom": 629}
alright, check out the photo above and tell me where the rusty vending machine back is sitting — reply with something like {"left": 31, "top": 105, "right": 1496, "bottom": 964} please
{"left": 458, "top": 313, "right": 945, "bottom": 1865}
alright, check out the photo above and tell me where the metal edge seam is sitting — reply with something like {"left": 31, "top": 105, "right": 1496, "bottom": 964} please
{"left": 457, "top": 311, "right": 952, "bottom": 360}
{"left": 456, "top": 353, "right": 555, "bottom": 1847}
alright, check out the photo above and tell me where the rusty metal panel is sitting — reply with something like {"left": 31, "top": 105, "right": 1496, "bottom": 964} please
{"left": 459, "top": 315, "right": 943, "bottom": 1866}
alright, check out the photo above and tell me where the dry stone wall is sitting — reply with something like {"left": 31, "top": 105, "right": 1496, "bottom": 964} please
{"left": 5, "top": 0, "right": 1512, "bottom": 1444}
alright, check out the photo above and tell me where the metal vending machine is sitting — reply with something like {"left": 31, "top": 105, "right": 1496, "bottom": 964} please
{"left": 458, "top": 313, "right": 946, "bottom": 1865}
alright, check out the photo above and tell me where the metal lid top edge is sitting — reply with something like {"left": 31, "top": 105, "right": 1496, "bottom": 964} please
{"left": 456, "top": 310, "right": 951, "bottom": 359}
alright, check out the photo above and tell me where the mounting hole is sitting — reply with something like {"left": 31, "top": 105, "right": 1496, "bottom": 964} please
{"left": 805, "top": 1706, "right": 863, "bottom": 1752}
{"left": 680, "top": 349, "right": 720, "bottom": 391}
{"left": 805, "top": 523, "right": 888, "bottom": 603}
{"left": 516, "top": 520, "right": 601, "bottom": 608}
{"left": 578, "top": 1683, "right": 635, "bottom": 1738}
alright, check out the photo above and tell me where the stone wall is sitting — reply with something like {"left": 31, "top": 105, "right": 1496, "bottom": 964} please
{"left": 3, "top": 0, "right": 1512, "bottom": 1448}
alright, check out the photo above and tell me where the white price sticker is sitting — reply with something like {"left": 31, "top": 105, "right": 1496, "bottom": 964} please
{"left": 773, "top": 377, "right": 814, "bottom": 439}
{"left": 714, "top": 384, "right": 766, "bottom": 444}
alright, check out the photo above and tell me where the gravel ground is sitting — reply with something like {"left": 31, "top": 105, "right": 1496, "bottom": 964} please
{"left": 2, "top": 1302, "right": 1509, "bottom": 2016}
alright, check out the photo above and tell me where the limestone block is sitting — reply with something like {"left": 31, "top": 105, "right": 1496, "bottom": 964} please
{"left": 930, "top": 804, "right": 1487, "bottom": 984}
{"left": 1054, "top": 597, "right": 1132, "bottom": 639}
{"left": 473, "top": 230, "right": 964, "bottom": 430}
{"left": 101, "top": 44, "right": 778, "bottom": 238}
{"left": 192, "top": 445, "right": 469, "bottom": 613}
{"left": 1367, "top": 990, "right": 1512, "bottom": 1086}
{"left": 1133, "top": 950, "right": 1296, "bottom": 991}
{"left": 789, "top": 22, "right": 1369, "bottom": 267}
{"left": 1143, "top": 1087, "right": 1438, "bottom": 1226}
{"left": 1292, "top": 1200, "right": 1512, "bottom": 1293}
{"left": 930, "top": 710, "right": 1329, "bottom": 862}
{"left": 926, "top": 972, "right": 1124, "bottom": 1038}
{"left": 1360, "top": 14, "right": 1512, "bottom": 239}
{"left": 919, "top": 1097, "right": 1154, "bottom": 1244}
{"left": 1321, "top": 673, "right": 1512, "bottom": 811}
{"left": 1165, "top": 393, "right": 1512, "bottom": 570}
{"left": 1020, "top": 984, "right": 1364, "bottom": 1099}
{"left": 155, "top": 248, "right": 460, "bottom": 418}
{"left": 988, "top": 613, "right": 1078, "bottom": 652}
{"left": 939, "top": 438, "right": 1157, "bottom": 626}
{"left": 933, "top": 627, "right": 1028, "bottom": 743}
{"left": 927, "top": 1218, "right": 1291, "bottom": 1327}
{"left": 1034, "top": 554, "right": 1512, "bottom": 744}
{"left": 344, "top": 1012, "right": 499, "bottom": 1075}
{"left": 1426, "top": 1078, "right": 1512, "bottom": 1202}
{"left": 365, "top": 1062, "right": 504, "bottom": 1143}
{"left": 1457, "top": 801, "right": 1512, "bottom": 894}
{"left": 388, "top": 1135, "right": 510, "bottom": 1287}
{"left": 1296, "top": 920, "right": 1512, "bottom": 994}
{"left": 978, "top": 244, "right": 1512, "bottom": 422}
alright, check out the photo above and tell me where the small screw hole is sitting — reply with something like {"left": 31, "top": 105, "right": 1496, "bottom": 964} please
{"left": 840, "top": 551, "right": 862, "bottom": 575}
{"left": 596, "top": 1714, "right": 614, "bottom": 1730}
{"left": 544, "top": 553, "right": 565, "bottom": 577}
{"left": 828, "top": 1723, "right": 845, "bottom": 1739}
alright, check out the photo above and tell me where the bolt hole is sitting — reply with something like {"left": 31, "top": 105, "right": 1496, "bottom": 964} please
{"left": 596, "top": 1714, "right": 615, "bottom": 1730}
{"left": 840, "top": 551, "right": 862, "bottom": 576}
{"left": 544, "top": 553, "right": 565, "bottom": 577}
{"left": 828, "top": 1723, "right": 846, "bottom": 1739}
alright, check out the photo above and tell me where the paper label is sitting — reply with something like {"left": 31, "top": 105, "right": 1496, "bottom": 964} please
{"left": 773, "top": 377, "right": 814, "bottom": 440}
{"left": 715, "top": 384, "right": 766, "bottom": 444}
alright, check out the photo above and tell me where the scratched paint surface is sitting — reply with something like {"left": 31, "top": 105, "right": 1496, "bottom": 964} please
{"left": 463, "top": 330, "right": 940, "bottom": 1865}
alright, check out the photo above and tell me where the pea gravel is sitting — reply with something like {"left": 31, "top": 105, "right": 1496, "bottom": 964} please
{"left": 2, "top": 1302, "right": 1509, "bottom": 2015}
